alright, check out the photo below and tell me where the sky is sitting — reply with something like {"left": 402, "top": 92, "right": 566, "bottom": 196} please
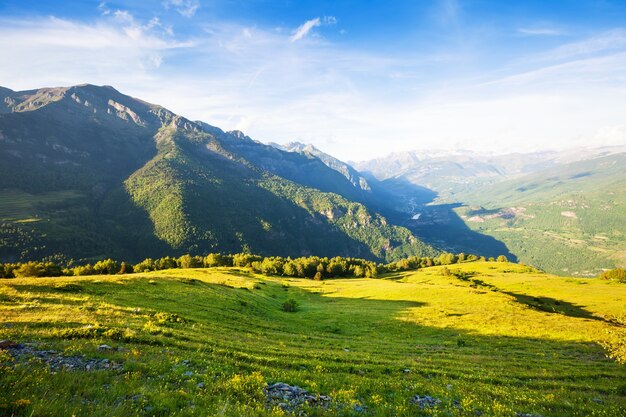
{"left": 1, "top": 0, "right": 626, "bottom": 161}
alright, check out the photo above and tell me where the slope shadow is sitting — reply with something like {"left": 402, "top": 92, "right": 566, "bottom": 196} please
{"left": 372, "top": 179, "right": 517, "bottom": 260}
{"left": 501, "top": 290, "right": 620, "bottom": 326}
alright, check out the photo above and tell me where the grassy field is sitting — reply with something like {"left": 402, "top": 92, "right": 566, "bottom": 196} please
{"left": 1, "top": 262, "right": 625, "bottom": 416}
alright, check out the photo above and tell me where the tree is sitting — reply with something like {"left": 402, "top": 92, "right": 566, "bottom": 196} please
{"left": 93, "top": 259, "right": 119, "bottom": 275}
{"left": 13, "top": 262, "right": 45, "bottom": 278}
{"left": 496, "top": 255, "right": 508, "bottom": 263}
{"left": 178, "top": 254, "right": 202, "bottom": 269}
{"left": 599, "top": 268, "right": 626, "bottom": 282}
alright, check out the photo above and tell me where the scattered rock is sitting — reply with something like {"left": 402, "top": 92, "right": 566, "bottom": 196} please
{"left": 403, "top": 368, "right": 411, "bottom": 373}
{"left": 3, "top": 342, "right": 122, "bottom": 372}
{"left": 411, "top": 395, "right": 441, "bottom": 410}
{"left": 516, "top": 413, "right": 544, "bottom": 417}
{"left": 183, "top": 371, "right": 194, "bottom": 377}
{"left": 592, "top": 398, "right": 604, "bottom": 404}
{"left": 0, "top": 340, "right": 21, "bottom": 349}
{"left": 196, "top": 382, "right": 205, "bottom": 388}
{"left": 343, "top": 348, "right": 350, "bottom": 352}
{"left": 97, "top": 344, "right": 112, "bottom": 351}
{"left": 264, "top": 382, "right": 331, "bottom": 413}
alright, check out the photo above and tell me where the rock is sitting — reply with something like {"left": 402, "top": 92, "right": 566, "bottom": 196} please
{"left": 264, "top": 382, "right": 332, "bottom": 412}
{"left": 97, "top": 344, "right": 112, "bottom": 351}
{"left": 411, "top": 395, "right": 441, "bottom": 410}
{"left": 592, "top": 398, "right": 604, "bottom": 404}
{"left": 403, "top": 368, "right": 411, "bottom": 373}
{"left": 0, "top": 340, "right": 20, "bottom": 349}
{"left": 343, "top": 348, "right": 350, "bottom": 352}
{"left": 196, "top": 382, "right": 205, "bottom": 388}
{"left": 183, "top": 371, "right": 193, "bottom": 377}
{"left": 516, "top": 413, "right": 544, "bottom": 417}
{"left": 5, "top": 343, "right": 123, "bottom": 372}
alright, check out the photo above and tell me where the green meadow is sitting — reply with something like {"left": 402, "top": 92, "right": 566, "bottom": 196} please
{"left": 1, "top": 261, "right": 625, "bottom": 416}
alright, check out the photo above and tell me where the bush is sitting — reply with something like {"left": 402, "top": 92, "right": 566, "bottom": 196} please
{"left": 282, "top": 299, "right": 298, "bottom": 312}
{"left": 599, "top": 268, "right": 626, "bottom": 282}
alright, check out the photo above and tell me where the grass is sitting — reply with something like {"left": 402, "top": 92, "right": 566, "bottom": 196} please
{"left": 1, "top": 261, "right": 625, "bottom": 416}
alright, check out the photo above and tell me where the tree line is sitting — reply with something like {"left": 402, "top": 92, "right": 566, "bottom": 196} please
{"left": 0, "top": 252, "right": 509, "bottom": 279}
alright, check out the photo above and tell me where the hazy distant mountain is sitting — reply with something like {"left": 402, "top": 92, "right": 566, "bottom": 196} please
{"left": 355, "top": 147, "right": 626, "bottom": 201}
{"left": 0, "top": 84, "right": 436, "bottom": 263}
{"left": 454, "top": 153, "right": 626, "bottom": 276}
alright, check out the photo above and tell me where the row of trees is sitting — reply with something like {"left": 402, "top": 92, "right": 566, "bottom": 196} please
{"left": 0, "top": 251, "right": 508, "bottom": 279}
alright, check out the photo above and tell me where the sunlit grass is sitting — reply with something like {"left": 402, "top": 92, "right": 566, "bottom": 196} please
{"left": 1, "top": 262, "right": 625, "bottom": 416}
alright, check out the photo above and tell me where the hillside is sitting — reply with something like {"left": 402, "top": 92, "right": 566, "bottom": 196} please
{"left": 0, "top": 84, "right": 436, "bottom": 264}
{"left": 1, "top": 262, "right": 625, "bottom": 416}
{"left": 355, "top": 149, "right": 626, "bottom": 275}
{"left": 455, "top": 153, "right": 626, "bottom": 276}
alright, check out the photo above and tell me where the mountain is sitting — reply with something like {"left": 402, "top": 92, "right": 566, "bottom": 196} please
{"left": 279, "top": 142, "right": 372, "bottom": 192}
{"left": 356, "top": 147, "right": 625, "bottom": 276}
{"left": 355, "top": 147, "right": 626, "bottom": 202}
{"left": 0, "top": 84, "right": 437, "bottom": 263}
{"left": 455, "top": 153, "right": 626, "bottom": 276}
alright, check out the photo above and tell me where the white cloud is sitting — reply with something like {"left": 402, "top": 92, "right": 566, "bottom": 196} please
{"left": 540, "top": 29, "right": 626, "bottom": 61}
{"left": 289, "top": 16, "right": 337, "bottom": 43}
{"left": 518, "top": 27, "right": 562, "bottom": 36}
{"left": 290, "top": 18, "right": 321, "bottom": 42}
{"left": 1, "top": 14, "right": 625, "bottom": 161}
{"left": 163, "top": 0, "right": 200, "bottom": 18}
{"left": 97, "top": 2, "right": 111, "bottom": 16}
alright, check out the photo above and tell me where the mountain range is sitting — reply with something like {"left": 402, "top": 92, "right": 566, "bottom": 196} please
{"left": 0, "top": 84, "right": 623, "bottom": 276}
{"left": 0, "top": 84, "right": 435, "bottom": 264}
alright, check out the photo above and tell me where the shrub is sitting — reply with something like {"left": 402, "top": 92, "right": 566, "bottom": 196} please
{"left": 282, "top": 299, "right": 298, "bottom": 312}
{"left": 599, "top": 268, "right": 626, "bottom": 282}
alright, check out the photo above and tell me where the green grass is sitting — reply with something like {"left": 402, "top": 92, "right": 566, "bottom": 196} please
{"left": 1, "top": 262, "right": 625, "bottom": 416}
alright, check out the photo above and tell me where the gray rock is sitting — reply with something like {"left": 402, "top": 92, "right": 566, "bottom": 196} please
{"left": 264, "top": 382, "right": 332, "bottom": 413}
{"left": 97, "top": 344, "right": 112, "bottom": 351}
{"left": 411, "top": 395, "right": 441, "bottom": 410}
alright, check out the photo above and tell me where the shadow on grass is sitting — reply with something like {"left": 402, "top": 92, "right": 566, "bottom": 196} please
{"left": 501, "top": 290, "right": 618, "bottom": 325}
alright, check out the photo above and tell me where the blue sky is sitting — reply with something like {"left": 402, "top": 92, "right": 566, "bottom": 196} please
{"left": 1, "top": 0, "right": 626, "bottom": 160}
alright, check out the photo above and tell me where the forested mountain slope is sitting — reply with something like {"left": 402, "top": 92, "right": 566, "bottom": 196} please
{"left": 0, "top": 84, "right": 436, "bottom": 263}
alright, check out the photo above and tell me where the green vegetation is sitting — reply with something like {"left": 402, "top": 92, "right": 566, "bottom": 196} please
{"left": 600, "top": 268, "right": 626, "bottom": 282}
{"left": 0, "top": 251, "right": 478, "bottom": 279}
{"left": 1, "top": 261, "right": 625, "bottom": 416}
{"left": 454, "top": 153, "right": 626, "bottom": 276}
{"left": 0, "top": 84, "right": 435, "bottom": 264}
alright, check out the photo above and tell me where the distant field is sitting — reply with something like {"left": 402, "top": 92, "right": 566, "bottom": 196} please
{"left": 1, "top": 262, "right": 625, "bottom": 416}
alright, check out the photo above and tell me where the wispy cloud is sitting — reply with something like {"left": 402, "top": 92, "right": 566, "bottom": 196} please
{"left": 290, "top": 18, "right": 321, "bottom": 42}
{"left": 518, "top": 27, "right": 563, "bottom": 36}
{"left": 545, "top": 29, "right": 626, "bottom": 60}
{"left": 0, "top": 10, "right": 625, "bottom": 160}
{"left": 162, "top": 0, "right": 200, "bottom": 18}
{"left": 290, "top": 16, "right": 337, "bottom": 42}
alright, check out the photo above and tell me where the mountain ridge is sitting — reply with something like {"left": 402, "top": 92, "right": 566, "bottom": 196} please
{"left": 0, "top": 84, "right": 437, "bottom": 264}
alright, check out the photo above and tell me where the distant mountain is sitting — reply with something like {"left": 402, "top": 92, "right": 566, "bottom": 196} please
{"left": 356, "top": 147, "right": 625, "bottom": 276}
{"left": 0, "top": 84, "right": 436, "bottom": 263}
{"left": 454, "top": 153, "right": 626, "bottom": 276}
{"left": 355, "top": 147, "right": 626, "bottom": 201}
